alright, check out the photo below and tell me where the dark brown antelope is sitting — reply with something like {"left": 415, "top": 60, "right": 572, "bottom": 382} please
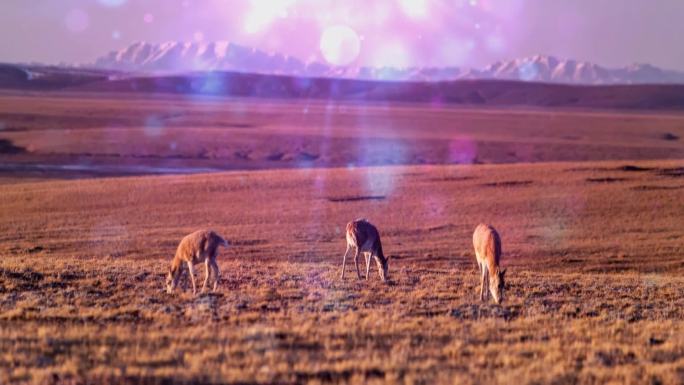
{"left": 341, "top": 219, "right": 389, "bottom": 282}
{"left": 166, "top": 229, "right": 229, "bottom": 294}
{"left": 473, "top": 224, "right": 506, "bottom": 304}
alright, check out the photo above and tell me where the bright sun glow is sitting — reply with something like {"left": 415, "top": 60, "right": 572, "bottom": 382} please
{"left": 399, "top": 0, "right": 429, "bottom": 19}
{"left": 243, "top": 0, "right": 292, "bottom": 34}
{"left": 319, "top": 25, "right": 361, "bottom": 66}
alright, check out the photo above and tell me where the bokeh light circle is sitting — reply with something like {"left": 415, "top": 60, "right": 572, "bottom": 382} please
{"left": 97, "top": 0, "right": 127, "bottom": 7}
{"left": 399, "top": 0, "right": 428, "bottom": 19}
{"left": 319, "top": 25, "right": 361, "bottom": 66}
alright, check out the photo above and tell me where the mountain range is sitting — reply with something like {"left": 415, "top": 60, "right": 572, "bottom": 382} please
{"left": 3, "top": 60, "right": 684, "bottom": 111}
{"left": 92, "top": 41, "right": 684, "bottom": 85}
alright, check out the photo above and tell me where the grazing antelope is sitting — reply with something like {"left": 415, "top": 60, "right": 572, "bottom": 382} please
{"left": 341, "top": 219, "right": 389, "bottom": 282}
{"left": 473, "top": 224, "right": 506, "bottom": 304}
{"left": 166, "top": 229, "right": 229, "bottom": 295}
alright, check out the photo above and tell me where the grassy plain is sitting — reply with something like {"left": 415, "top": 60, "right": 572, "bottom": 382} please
{"left": 1, "top": 92, "right": 684, "bottom": 181}
{"left": 1, "top": 157, "right": 683, "bottom": 384}
{"left": 1, "top": 91, "right": 684, "bottom": 383}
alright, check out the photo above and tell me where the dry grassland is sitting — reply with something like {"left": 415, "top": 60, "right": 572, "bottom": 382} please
{"left": 1, "top": 160, "right": 683, "bottom": 384}
{"left": 2, "top": 92, "right": 684, "bottom": 180}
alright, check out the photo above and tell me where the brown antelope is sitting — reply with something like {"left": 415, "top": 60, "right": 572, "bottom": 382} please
{"left": 341, "top": 219, "right": 389, "bottom": 282}
{"left": 473, "top": 224, "right": 506, "bottom": 304}
{"left": 166, "top": 229, "right": 229, "bottom": 294}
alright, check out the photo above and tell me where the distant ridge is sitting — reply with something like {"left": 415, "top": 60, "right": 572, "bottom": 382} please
{"left": 2, "top": 62, "right": 684, "bottom": 111}
{"left": 91, "top": 41, "right": 684, "bottom": 85}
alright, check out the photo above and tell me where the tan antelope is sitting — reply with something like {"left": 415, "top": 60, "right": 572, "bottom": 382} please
{"left": 473, "top": 224, "right": 506, "bottom": 304}
{"left": 166, "top": 229, "right": 229, "bottom": 294}
{"left": 341, "top": 219, "right": 389, "bottom": 282}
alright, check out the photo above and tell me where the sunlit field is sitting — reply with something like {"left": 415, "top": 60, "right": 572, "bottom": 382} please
{"left": 1, "top": 99, "right": 683, "bottom": 384}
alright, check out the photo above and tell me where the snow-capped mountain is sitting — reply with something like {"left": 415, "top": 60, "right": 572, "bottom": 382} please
{"left": 473, "top": 55, "right": 684, "bottom": 84}
{"left": 92, "top": 41, "right": 464, "bottom": 81}
{"left": 92, "top": 42, "right": 684, "bottom": 85}
{"left": 477, "top": 55, "right": 614, "bottom": 83}
{"left": 94, "top": 41, "right": 308, "bottom": 75}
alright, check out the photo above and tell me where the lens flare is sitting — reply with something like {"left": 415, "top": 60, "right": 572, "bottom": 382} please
{"left": 319, "top": 25, "right": 361, "bottom": 66}
{"left": 399, "top": 0, "right": 429, "bottom": 19}
{"left": 370, "top": 42, "right": 410, "bottom": 70}
{"left": 449, "top": 138, "right": 478, "bottom": 164}
{"left": 144, "top": 116, "right": 163, "bottom": 137}
{"left": 244, "top": 0, "right": 293, "bottom": 34}
{"left": 518, "top": 62, "right": 539, "bottom": 81}
{"left": 97, "top": 0, "right": 127, "bottom": 7}
{"left": 365, "top": 168, "right": 397, "bottom": 197}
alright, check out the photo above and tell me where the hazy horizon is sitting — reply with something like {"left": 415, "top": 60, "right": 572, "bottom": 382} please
{"left": 2, "top": 0, "right": 684, "bottom": 71}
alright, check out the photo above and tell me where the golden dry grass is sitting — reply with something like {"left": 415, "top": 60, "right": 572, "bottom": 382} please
{"left": 1, "top": 160, "right": 683, "bottom": 384}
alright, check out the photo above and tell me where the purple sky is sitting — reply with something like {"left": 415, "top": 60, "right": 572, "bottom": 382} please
{"left": 2, "top": 0, "right": 684, "bottom": 70}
